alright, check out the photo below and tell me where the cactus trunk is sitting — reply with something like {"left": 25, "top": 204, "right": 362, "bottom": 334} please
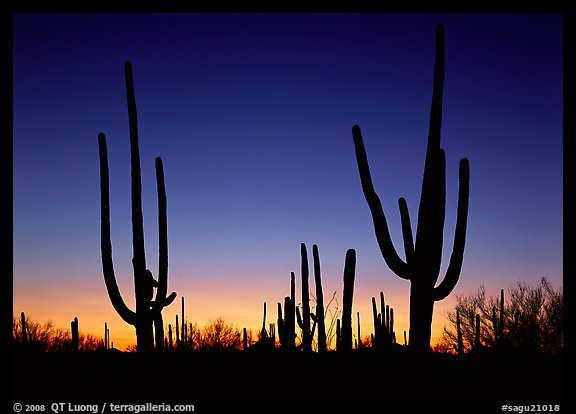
{"left": 312, "top": 244, "right": 327, "bottom": 353}
{"left": 20, "top": 312, "right": 27, "bottom": 345}
{"left": 299, "top": 243, "right": 312, "bottom": 351}
{"left": 71, "top": 317, "right": 79, "bottom": 352}
{"left": 352, "top": 25, "right": 469, "bottom": 351}
{"left": 341, "top": 249, "right": 356, "bottom": 352}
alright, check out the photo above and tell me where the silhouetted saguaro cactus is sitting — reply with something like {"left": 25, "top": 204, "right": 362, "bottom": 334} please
{"left": 181, "top": 296, "right": 186, "bottom": 345}
{"left": 71, "top": 317, "right": 79, "bottom": 352}
{"left": 261, "top": 302, "right": 268, "bottom": 338}
{"left": 277, "top": 273, "right": 297, "bottom": 350}
{"left": 341, "top": 249, "right": 356, "bottom": 352}
{"left": 498, "top": 288, "right": 505, "bottom": 342}
{"left": 372, "top": 291, "right": 396, "bottom": 349}
{"left": 456, "top": 309, "right": 464, "bottom": 355}
{"left": 98, "top": 62, "right": 177, "bottom": 352}
{"left": 299, "top": 243, "right": 312, "bottom": 351}
{"left": 336, "top": 319, "right": 341, "bottom": 352}
{"left": 312, "top": 244, "right": 327, "bottom": 353}
{"left": 357, "top": 312, "right": 362, "bottom": 348}
{"left": 20, "top": 311, "right": 27, "bottom": 345}
{"left": 104, "top": 322, "right": 110, "bottom": 350}
{"left": 243, "top": 327, "right": 248, "bottom": 350}
{"left": 474, "top": 313, "right": 481, "bottom": 349}
{"left": 352, "top": 25, "right": 470, "bottom": 351}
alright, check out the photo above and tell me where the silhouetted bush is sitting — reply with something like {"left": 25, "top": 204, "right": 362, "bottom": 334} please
{"left": 13, "top": 314, "right": 103, "bottom": 352}
{"left": 193, "top": 317, "right": 242, "bottom": 351}
{"left": 440, "top": 277, "right": 562, "bottom": 353}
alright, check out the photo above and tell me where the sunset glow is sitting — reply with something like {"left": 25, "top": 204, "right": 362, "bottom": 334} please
{"left": 13, "top": 13, "right": 562, "bottom": 352}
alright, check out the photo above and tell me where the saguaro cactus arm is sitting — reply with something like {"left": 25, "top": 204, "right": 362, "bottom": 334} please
{"left": 433, "top": 157, "right": 469, "bottom": 301}
{"left": 352, "top": 125, "right": 410, "bottom": 280}
{"left": 398, "top": 197, "right": 415, "bottom": 267}
{"left": 153, "top": 157, "right": 176, "bottom": 309}
{"left": 98, "top": 133, "right": 137, "bottom": 326}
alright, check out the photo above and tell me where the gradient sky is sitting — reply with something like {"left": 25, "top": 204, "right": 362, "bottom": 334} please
{"left": 13, "top": 13, "right": 563, "bottom": 349}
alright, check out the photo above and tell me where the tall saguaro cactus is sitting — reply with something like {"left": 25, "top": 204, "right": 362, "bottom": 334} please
{"left": 312, "top": 244, "right": 327, "bottom": 353}
{"left": 352, "top": 25, "right": 470, "bottom": 351}
{"left": 299, "top": 243, "right": 313, "bottom": 351}
{"left": 341, "top": 249, "right": 356, "bottom": 352}
{"left": 98, "top": 61, "right": 177, "bottom": 352}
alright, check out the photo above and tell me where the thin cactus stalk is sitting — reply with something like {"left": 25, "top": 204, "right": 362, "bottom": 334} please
{"left": 492, "top": 306, "right": 498, "bottom": 342}
{"left": 312, "top": 244, "right": 327, "bottom": 353}
{"left": 261, "top": 302, "right": 268, "bottom": 338}
{"left": 71, "top": 317, "right": 79, "bottom": 352}
{"left": 336, "top": 319, "right": 341, "bottom": 352}
{"left": 357, "top": 312, "right": 362, "bottom": 348}
{"left": 104, "top": 322, "right": 110, "bottom": 350}
{"left": 21, "top": 311, "right": 27, "bottom": 345}
{"left": 277, "top": 302, "right": 285, "bottom": 346}
{"left": 474, "top": 313, "right": 481, "bottom": 349}
{"left": 456, "top": 309, "right": 464, "bottom": 355}
{"left": 243, "top": 327, "right": 248, "bottom": 350}
{"left": 299, "top": 243, "right": 312, "bottom": 351}
{"left": 404, "top": 330, "right": 407, "bottom": 347}
{"left": 498, "top": 288, "right": 505, "bottom": 341}
{"left": 371, "top": 297, "right": 380, "bottom": 347}
{"left": 98, "top": 61, "right": 176, "bottom": 352}
{"left": 341, "top": 249, "right": 356, "bottom": 352}
{"left": 168, "top": 324, "right": 173, "bottom": 350}
{"left": 176, "top": 315, "right": 180, "bottom": 346}
{"left": 181, "top": 296, "right": 186, "bottom": 344}
{"left": 352, "top": 25, "right": 470, "bottom": 351}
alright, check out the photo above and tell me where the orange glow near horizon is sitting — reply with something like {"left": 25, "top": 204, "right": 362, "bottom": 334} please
{"left": 13, "top": 272, "right": 458, "bottom": 351}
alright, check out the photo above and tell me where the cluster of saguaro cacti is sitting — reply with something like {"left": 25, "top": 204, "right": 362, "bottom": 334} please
{"left": 102, "top": 322, "right": 111, "bottom": 350}
{"left": 98, "top": 61, "right": 177, "bottom": 352}
{"left": 257, "top": 302, "right": 276, "bottom": 348}
{"left": 278, "top": 243, "right": 353, "bottom": 352}
{"left": 492, "top": 288, "right": 505, "bottom": 347}
{"left": 297, "top": 243, "right": 314, "bottom": 351}
{"left": 277, "top": 272, "right": 296, "bottom": 350}
{"left": 166, "top": 296, "right": 193, "bottom": 350}
{"left": 352, "top": 24, "right": 470, "bottom": 351}
{"left": 278, "top": 243, "right": 328, "bottom": 352}
{"left": 371, "top": 291, "right": 396, "bottom": 349}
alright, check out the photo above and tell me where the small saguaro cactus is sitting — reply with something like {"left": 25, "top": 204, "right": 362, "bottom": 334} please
{"left": 456, "top": 309, "right": 464, "bottom": 355}
{"left": 71, "top": 317, "right": 79, "bottom": 352}
{"left": 474, "top": 313, "right": 481, "bottom": 350}
{"left": 277, "top": 274, "right": 297, "bottom": 351}
{"left": 98, "top": 62, "right": 177, "bottom": 352}
{"left": 352, "top": 25, "right": 470, "bottom": 351}
{"left": 357, "top": 312, "right": 362, "bottom": 348}
{"left": 20, "top": 311, "right": 27, "bottom": 345}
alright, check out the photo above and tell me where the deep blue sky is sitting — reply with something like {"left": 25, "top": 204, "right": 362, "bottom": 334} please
{"left": 12, "top": 13, "right": 563, "bottom": 347}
